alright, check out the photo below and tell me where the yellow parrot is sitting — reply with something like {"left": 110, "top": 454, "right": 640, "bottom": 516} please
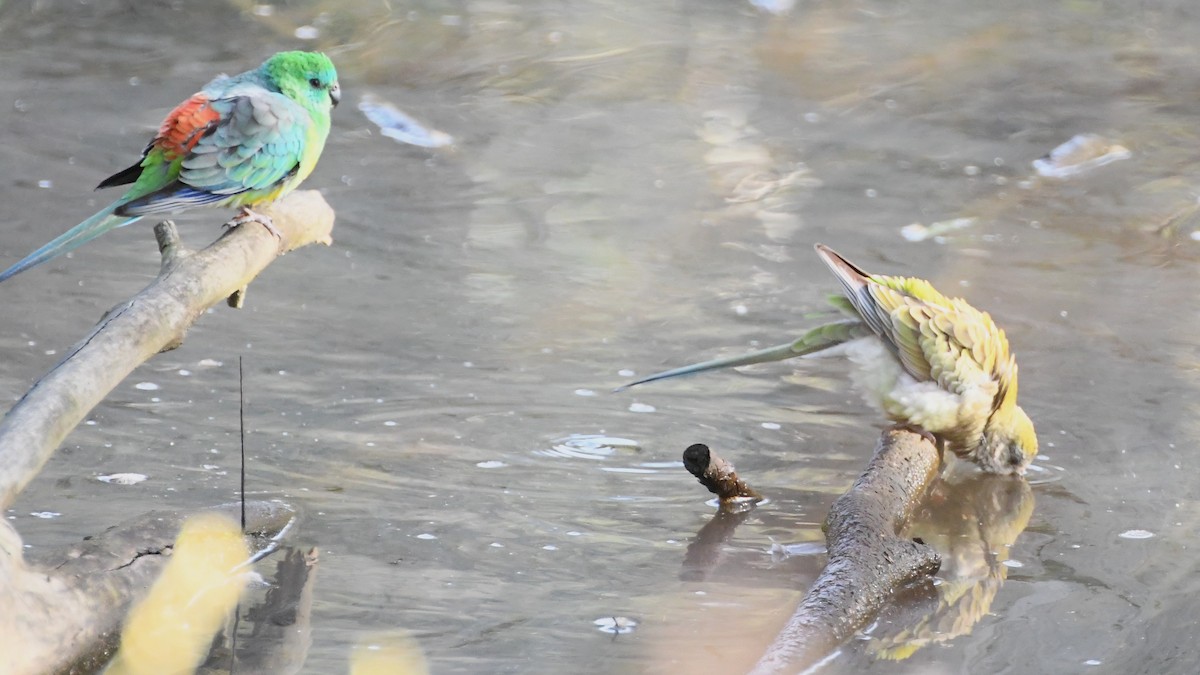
{"left": 620, "top": 244, "right": 1037, "bottom": 475}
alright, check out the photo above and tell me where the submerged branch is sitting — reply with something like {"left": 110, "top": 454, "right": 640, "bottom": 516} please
{"left": 683, "top": 443, "right": 763, "bottom": 504}
{"left": 680, "top": 443, "right": 763, "bottom": 582}
{"left": 4, "top": 501, "right": 296, "bottom": 675}
{"left": 749, "top": 427, "right": 942, "bottom": 674}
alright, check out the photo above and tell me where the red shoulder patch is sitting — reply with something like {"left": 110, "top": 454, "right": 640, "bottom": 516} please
{"left": 154, "top": 93, "right": 222, "bottom": 159}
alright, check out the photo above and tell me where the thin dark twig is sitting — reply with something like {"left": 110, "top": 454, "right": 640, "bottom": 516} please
{"left": 239, "top": 356, "right": 246, "bottom": 532}
{"left": 231, "top": 355, "right": 247, "bottom": 674}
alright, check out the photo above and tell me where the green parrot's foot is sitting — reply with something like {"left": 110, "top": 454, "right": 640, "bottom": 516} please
{"left": 227, "top": 208, "right": 282, "bottom": 239}
{"left": 888, "top": 423, "right": 938, "bottom": 448}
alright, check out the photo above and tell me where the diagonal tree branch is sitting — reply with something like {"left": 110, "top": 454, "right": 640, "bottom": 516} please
{"left": 0, "top": 189, "right": 334, "bottom": 510}
{"left": 0, "top": 189, "right": 334, "bottom": 675}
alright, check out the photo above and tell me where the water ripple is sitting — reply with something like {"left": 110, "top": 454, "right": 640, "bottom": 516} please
{"left": 536, "top": 434, "right": 641, "bottom": 460}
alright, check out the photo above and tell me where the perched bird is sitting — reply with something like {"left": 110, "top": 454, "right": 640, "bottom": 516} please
{"left": 620, "top": 244, "right": 1037, "bottom": 475}
{"left": 0, "top": 50, "right": 340, "bottom": 282}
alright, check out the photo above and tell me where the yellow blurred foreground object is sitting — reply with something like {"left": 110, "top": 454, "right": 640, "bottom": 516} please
{"left": 105, "top": 512, "right": 250, "bottom": 675}
{"left": 350, "top": 631, "right": 430, "bottom": 675}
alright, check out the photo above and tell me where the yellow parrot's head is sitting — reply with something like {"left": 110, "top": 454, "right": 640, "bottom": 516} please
{"left": 979, "top": 405, "right": 1038, "bottom": 475}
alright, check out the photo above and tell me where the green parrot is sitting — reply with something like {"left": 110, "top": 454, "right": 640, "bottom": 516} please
{"left": 620, "top": 244, "right": 1038, "bottom": 475}
{"left": 0, "top": 51, "right": 340, "bottom": 282}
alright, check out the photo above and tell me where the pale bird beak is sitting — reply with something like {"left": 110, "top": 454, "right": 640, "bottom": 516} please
{"left": 330, "top": 82, "right": 341, "bottom": 108}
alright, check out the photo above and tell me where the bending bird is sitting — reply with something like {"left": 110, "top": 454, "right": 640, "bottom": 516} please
{"left": 619, "top": 244, "right": 1037, "bottom": 475}
{"left": 0, "top": 50, "right": 340, "bottom": 282}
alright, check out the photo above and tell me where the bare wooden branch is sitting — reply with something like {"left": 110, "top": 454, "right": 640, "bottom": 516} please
{"left": 0, "top": 190, "right": 334, "bottom": 511}
{"left": 749, "top": 427, "right": 942, "bottom": 674}
{"left": 0, "top": 190, "right": 332, "bottom": 674}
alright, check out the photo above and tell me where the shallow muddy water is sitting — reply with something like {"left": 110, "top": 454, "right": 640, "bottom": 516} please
{"left": 3, "top": 1, "right": 1200, "bottom": 673}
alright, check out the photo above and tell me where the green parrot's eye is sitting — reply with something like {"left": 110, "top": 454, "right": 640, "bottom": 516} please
{"left": 308, "top": 77, "right": 322, "bottom": 88}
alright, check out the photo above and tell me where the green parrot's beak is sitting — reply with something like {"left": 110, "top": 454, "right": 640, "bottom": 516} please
{"left": 330, "top": 82, "right": 341, "bottom": 108}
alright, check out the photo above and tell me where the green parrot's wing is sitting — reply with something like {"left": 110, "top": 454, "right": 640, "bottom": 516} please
{"left": 181, "top": 90, "right": 307, "bottom": 194}
{"left": 120, "top": 87, "right": 308, "bottom": 215}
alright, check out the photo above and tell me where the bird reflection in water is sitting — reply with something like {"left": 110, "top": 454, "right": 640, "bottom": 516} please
{"left": 865, "top": 469, "right": 1034, "bottom": 660}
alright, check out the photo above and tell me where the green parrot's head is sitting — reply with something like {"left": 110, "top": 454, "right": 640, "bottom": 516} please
{"left": 979, "top": 405, "right": 1037, "bottom": 475}
{"left": 263, "top": 51, "right": 341, "bottom": 112}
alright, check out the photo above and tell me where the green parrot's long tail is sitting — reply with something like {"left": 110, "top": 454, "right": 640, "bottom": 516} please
{"left": 616, "top": 319, "right": 872, "bottom": 391}
{"left": 0, "top": 202, "right": 142, "bottom": 283}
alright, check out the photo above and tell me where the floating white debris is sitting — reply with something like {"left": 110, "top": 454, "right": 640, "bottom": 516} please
{"left": 1118, "top": 529, "right": 1154, "bottom": 540}
{"left": 294, "top": 25, "right": 320, "bottom": 40}
{"left": 359, "top": 95, "right": 454, "bottom": 148}
{"left": 37, "top": 179, "right": 52, "bottom": 189}
{"left": 1001, "top": 559, "right": 1024, "bottom": 568}
{"left": 574, "top": 389, "right": 597, "bottom": 397}
{"left": 98, "top": 473, "right": 148, "bottom": 485}
{"left": 617, "top": 369, "right": 635, "bottom": 378}
{"left": 197, "top": 358, "right": 223, "bottom": 368}
{"left": 628, "top": 402, "right": 656, "bottom": 413}
{"left": 1033, "top": 134, "right": 1131, "bottom": 178}
{"left": 415, "top": 533, "right": 437, "bottom": 540}
{"left": 594, "top": 616, "right": 638, "bottom": 635}
{"left": 901, "top": 217, "right": 978, "bottom": 242}
{"left": 134, "top": 382, "right": 159, "bottom": 391}
{"left": 476, "top": 460, "right": 506, "bottom": 469}
{"left": 30, "top": 511, "right": 61, "bottom": 519}
{"left": 761, "top": 422, "right": 781, "bottom": 430}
